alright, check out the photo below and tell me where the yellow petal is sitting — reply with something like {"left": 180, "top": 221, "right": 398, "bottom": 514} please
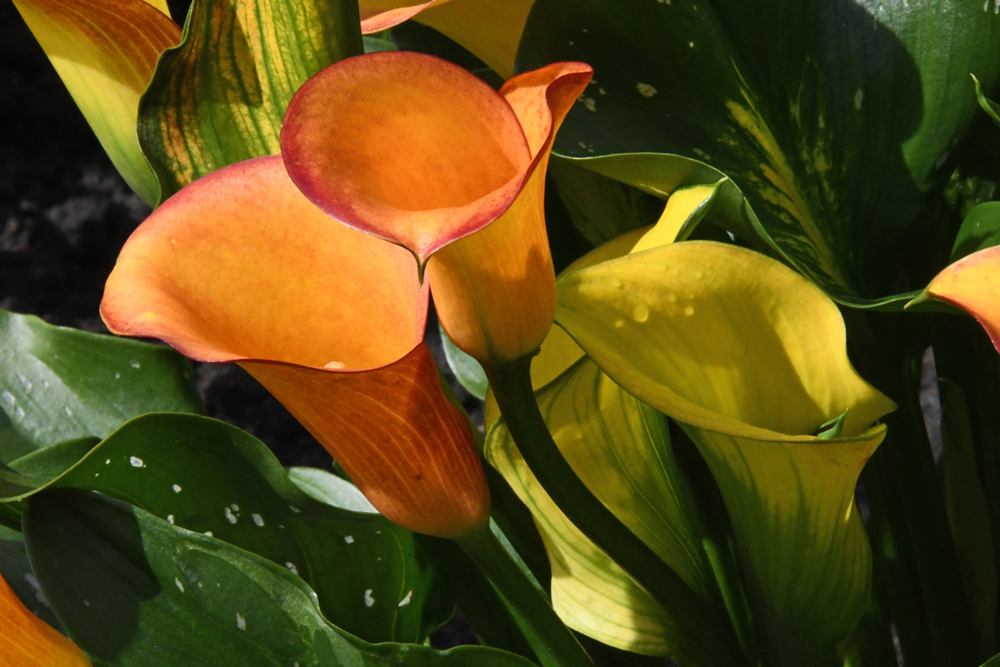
{"left": 911, "top": 246, "right": 1000, "bottom": 352}
{"left": 556, "top": 241, "right": 896, "bottom": 650}
{"left": 0, "top": 572, "right": 92, "bottom": 666}
{"left": 12, "top": 0, "right": 180, "bottom": 205}
{"left": 428, "top": 62, "right": 593, "bottom": 364}
{"left": 358, "top": 0, "right": 533, "bottom": 79}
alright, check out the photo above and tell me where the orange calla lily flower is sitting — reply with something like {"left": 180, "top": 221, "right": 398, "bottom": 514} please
{"left": 101, "top": 155, "right": 489, "bottom": 538}
{"left": 0, "top": 572, "right": 92, "bottom": 666}
{"left": 281, "top": 52, "right": 593, "bottom": 364}
{"left": 911, "top": 246, "right": 1000, "bottom": 351}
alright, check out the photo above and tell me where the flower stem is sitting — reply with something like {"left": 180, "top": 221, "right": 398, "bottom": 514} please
{"left": 453, "top": 522, "right": 595, "bottom": 667}
{"left": 484, "top": 357, "right": 748, "bottom": 667}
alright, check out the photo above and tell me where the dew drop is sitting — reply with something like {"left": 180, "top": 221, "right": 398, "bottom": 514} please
{"left": 173, "top": 484, "right": 182, "bottom": 493}
{"left": 230, "top": 504, "right": 239, "bottom": 511}
{"left": 130, "top": 456, "right": 143, "bottom": 467}
{"left": 684, "top": 305, "right": 696, "bottom": 317}
{"left": 130, "top": 359, "right": 141, "bottom": 369}
{"left": 167, "top": 515, "right": 174, "bottom": 524}
{"left": 204, "top": 531, "right": 213, "bottom": 537}
{"left": 236, "top": 613, "right": 246, "bottom": 630}
{"left": 289, "top": 506, "right": 301, "bottom": 513}
{"left": 344, "top": 535, "right": 355, "bottom": 544}
{"left": 64, "top": 406, "right": 73, "bottom": 417}
{"left": 398, "top": 590, "right": 413, "bottom": 608}
{"left": 175, "top": 578, "right": 185, "bottom": 593}
{"left": 633, "top": 303, "right": 650, "bottom": 322}
{"left": 225, "top": 507, "right": 238, "bottom": 524}
{"left": 286, "top": 562, "right": 299, "bottom": 575}
{"left": 364, "top": 589, "right": 375, "bottom": 607}
{"left": 614, "top": 318, "right": 625, "bottom": 329}
{"left": 114, "top": 371, "right": 120, "bottom": 379}
{"left": 14, "top": 406, "right": 24, "bottom": 419}
{"left": 16, "top": 373, "right": 31, "bottom": 392}
{"left": 1, "top": 391, "right": 14, "bottom": 406}
{"left": 252, "top": 513, "right": 264, "bottom": 527}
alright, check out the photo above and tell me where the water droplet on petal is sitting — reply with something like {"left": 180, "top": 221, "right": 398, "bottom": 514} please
{"left": 694, "top": 270, "right": 704, "bottom": 279}
{"left": 609, "top": 277, "right": 623, "bottom": 288}
{"left": 684, "top": 305, "right": 696, "bottom": 317}
{"left": 633, "top": 303, "right": 650, "bottom": 322}
{"left": 614, "top": 318, "right": 626, "bottom": 328}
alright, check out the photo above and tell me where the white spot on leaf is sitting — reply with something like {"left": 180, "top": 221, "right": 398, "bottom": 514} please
{"left": 364, "top": 589, "right": 375, "bottom": 607}
{"left": 225, "top": 507, "right": 237, "bottom": 524}
{"left": 252, "top": 513, "right": 264, "bottom": 527}
{"left": 286, "top": 562, "right": 299, "bottom": 576}
{"left": 344, "top": 535, "right": 354, "bottom": 544}
{"left": 130, "top": 456, "right": 143, "bottom": 468}
{"left": 398, "top": 591, "right": 413, "bottom": 608}
{"left": 173, "top": 484, "right": 182, "bottom": 493}
{"left": 175, "top": 578, "right": 185, "bottom": 593}
{"left": 236, "top": 613, "right": 246, "bottom": 630}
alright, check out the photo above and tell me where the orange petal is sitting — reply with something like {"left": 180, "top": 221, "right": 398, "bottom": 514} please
{"left": 358, "top": 0, "right": 444, "bottom": 33}
{"left": 428, "top": 62, "right": 593, "bottom": 363}
{"left": 281, "top": 52, "right": 533, "bottom": 264}
{"left": 101, "top": 155, "right": 427, "bottom": 369}
{"left": 0, "top": 573, "right": 92, "bottom": 666}
{"left": 243, "top": 344, "right": 490, "bottom": 537}
{"left": 916, "top": 246, "right": 1000, "bottom": 351}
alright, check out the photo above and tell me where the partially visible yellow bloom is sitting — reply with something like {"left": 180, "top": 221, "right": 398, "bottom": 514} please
{"left": 0, "top": 571, "right": 92, "bottom": 666}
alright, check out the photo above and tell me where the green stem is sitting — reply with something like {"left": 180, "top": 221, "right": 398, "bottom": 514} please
{"left": 453, "top": 522, "right": 595, "bottom": 667}
{"left": 485, "top": 357, "right": 747, "bottom": 667}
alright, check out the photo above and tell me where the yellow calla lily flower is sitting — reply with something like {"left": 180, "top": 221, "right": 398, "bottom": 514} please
{"left": 12, "top": 0, "right": 181, "bottom": 205}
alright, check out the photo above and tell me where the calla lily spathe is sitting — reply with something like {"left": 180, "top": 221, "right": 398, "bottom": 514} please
{"left": 0, "top": 572, "right": 92, "bottom": 666}
{"left": 12, "top": 0, "right": 180, "bottom": 205}
{"left": 487, "top": 185, "right": 896, "bottom": 657}
{"left": 101, "top": 155, "right": 489, "bottom": 538}
{"left": 281, "top": 52, "right": 593, "bottom": 364}
{"left": 358, "top": 0, "right": 534, "bottom": 78}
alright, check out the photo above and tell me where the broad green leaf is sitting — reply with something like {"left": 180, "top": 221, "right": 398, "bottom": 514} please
{"left": 12, "top": 0, "right": 180, "bottom": 205}
{"left": 518, "top": 0, "right": 1000, "bottom": 301}
{"left": 138, "top": 0, "right": 363, "bottom": 203}
{"left": 438, "top": 322, "right": 488, "bottom": 400}
{"left": 23, "top": 489, "right": 535, "bottom": 667}
{"left": 0, "top": 310, "right": 202, "bottom": 464}
{"left": 974, "top": 73, "right": 1000, "bottom": 128}
{"left": 5, "top": 413, "right": 437, "bottom": 644}
{"left": 556, "top": 241, "right": 895, "bottom": 661}
{"left": 940, "top": 379, "right": 998, "bottom": 656}
{"left": 952, "top": 201, "right": 1000, "bottom": 262}
{"left": 548, "top": 156, "right": 662, "bottom": 247}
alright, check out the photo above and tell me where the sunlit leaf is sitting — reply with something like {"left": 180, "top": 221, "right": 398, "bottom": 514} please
{"left": 0, "top": 309, "right": 202, "bottom": 464}
{"left": 12, "top": 0, "right": 180, "bottom": 205}
{"left": 138, "top": 0, "right": 363, "bottom": 202}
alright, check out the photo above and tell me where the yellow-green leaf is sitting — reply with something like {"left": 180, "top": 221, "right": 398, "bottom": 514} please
{"left": 12, "top": 0, "right": 180, "bottom": 205}
{"left": 556, "top": 241, "right": 895, "bottom": 659}
{"left": 485, "top": 357, "right": 702, "bottom": 657}
{"left": 138, "top": 0, "right": 363, "bottom": 203}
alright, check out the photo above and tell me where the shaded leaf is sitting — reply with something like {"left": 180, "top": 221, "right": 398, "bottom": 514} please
{"left": 0, "top": 309, "right": 202, "bottom": 464}
{"left": 5, "top": 413, "right": 438, "bottom": 644}
{"left": 974, "top": 73, "right": 1000, "bottom": 128}
{"left": 23, "top": 489, "right": 535, "bottom": 667}
{"left": 518, "top": 0, "right": 1000, "bottom": 301}
{"left": 438, "top": 322, "right": 488, "bottom": 400}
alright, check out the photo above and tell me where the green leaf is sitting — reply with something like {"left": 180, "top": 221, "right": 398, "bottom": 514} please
{"left": 984, "top": 652, "right": 1000, "bottom": 667}
{"left": 138, "top": 0, "right": 364, "bottom": 203}
{"left": 287, "top": 466, "right": 377, "bottom": 514}
{"left": 23, "top": 489, "right": 536, "bottom": 667}
{"left": 940, "top": 379, "right": 998, "bottom": 657}
{"left": 974, "top": 73, "right": 1000, "bottom": 128}
{"left": 547, "top": 156, "right": 662, "bottom": 248}
{"left": 438, "top": 322, "right": 488, "bottom": 400}
{"left": 486, "top": 357, "right": 720, "bottom": 659}
{"left": 952, "top": 201, "right": 1000, "bottom": 262}
{"left": 0, "top": 309, "right": 202, "bottom": 463}
{"left": 5, "top": 413, "right": 438, "bottom": 644}
{"left": 518, "top": 0, "right": 1000, "bottom": 301}
{"left": 0, "top": 524, "right": 63, "bottom": 632}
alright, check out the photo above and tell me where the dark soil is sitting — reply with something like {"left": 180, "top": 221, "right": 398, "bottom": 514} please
{"left": 1, "top": 0, "right": 478, "bottom": 648}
